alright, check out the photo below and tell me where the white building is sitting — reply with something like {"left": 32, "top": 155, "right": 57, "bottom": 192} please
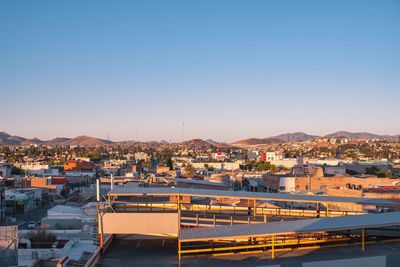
{"left": 0, "top": 163, "right": 12, "bottom": 178}
{"left": 192, "top": 162, "right": 240, "bottom": 171}
{"left": 134, "top": 152, "right": 150, "bottom": 161}
{"left": 279, "top": 177, "right": 296, "bottom": 193}
{"left": 247, "top": 151, "right": 259, "bottom": 160}
{"left": 65, "top": 170, "right": 96, "bottom": 178}
{"left": 264, "top": 152, "right": 284, "bottom": 161}
{"left": 18, "top": 163, "right": 60, "bottom": 177}
{"left": 5, "top": 188, "right": 42, "bottom": 213}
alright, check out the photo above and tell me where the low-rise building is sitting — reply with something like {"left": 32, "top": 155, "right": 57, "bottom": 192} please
{"left": 0, "top": 181, "right": 5, "bottom": 222}
{"left": 64, "top": 160, "right": 96, "bottom": 178}
{"left": 5, "top": 188, "right": 42, "bottom": 213}
{"left": 17, "top": 163, "right": 60, "bottom": 177}
{"left": 263, "top": 174, "right": 400, "bottom": 194}
{"left": 157, "top": 166, "right": 171, "bottom": 174}
{"left": 134, "top": 152, "right": 150, "bottom": 161}
{"left": 192, "top": 162, "right": 240, "bottom": 171}
{"left": 262, "top": 151, "right": 283, "bottom": 162}
{"left": 29, "top": 177, "right": 64, "bottom": 196}
{"left": 247, "top": 151, "right": 259, "bottom": 160}
{"left": 0, "top": 163, "right": 12, "bottom": 179}
{"left": 344, "top": 161, "right": 389, "bottom": 174}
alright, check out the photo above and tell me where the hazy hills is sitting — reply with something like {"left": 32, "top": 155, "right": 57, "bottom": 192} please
{"left": 230, "top": 137, "right": 285, "bottom": 146}
{"left": 324, "top": 131, "right": 400, "bottom": 141}
{"left": 230, "top": 131, "right": 400, "bottom": 146}
{"left": 273, "top": 132, "right": 318, "bottom": 142}
{"left": 230, "top": 132, "right": 317, "bottom": 146}
{"left": 0, "top": 132, "right": 111, "bottom": 146}
{"left": 0, "top": 131, "right": 399, "bottom": 146}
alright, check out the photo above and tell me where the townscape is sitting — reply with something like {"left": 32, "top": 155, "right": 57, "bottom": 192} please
{"left": 1, "top": 131, "right": 400, "bottom": 266}
{"left": 1, "top": 1, "right": 399, "bottom": 266}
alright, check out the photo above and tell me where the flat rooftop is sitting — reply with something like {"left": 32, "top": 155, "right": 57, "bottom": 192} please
{"left": 97, "top": 239, "right": 400, "bottom": 267}
{"left": 166, "top": 178, "right": 227, "bottom": 187}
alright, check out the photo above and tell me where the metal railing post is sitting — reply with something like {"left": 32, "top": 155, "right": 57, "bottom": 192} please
{"left": 272, "top": 235, "right": 275, "bottom": 259}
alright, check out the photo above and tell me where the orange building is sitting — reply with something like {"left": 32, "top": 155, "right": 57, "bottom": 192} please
{"left": 64, "top": 160, "right": 96, "bottom": 171}
{"left": 30, "top": 177, "right": 49, "bottom": 187}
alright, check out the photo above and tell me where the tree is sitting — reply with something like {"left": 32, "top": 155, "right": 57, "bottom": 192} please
{"left": 160, "top": 158, "right": 174, "bottom": 170}
{"left": 365, "top": 166, "right": 397, "bottom": 178}
{"left": 270, "top": 165, "right": 278, "bottom": 173}
{"left": 141, "top": 161, "right": 152, "bottom": 168}
{"left": 366, "top": 166, "right": 380, "bottom": 175}
{"left": 185, "top": 164, "right": 195, "bottom": 177}
{"left": 241, "top": 160, "right": 257, "bottom": 171}
{"left": 85, "top": 152, "right": 102, "bottom": 163}
{"left": 256, "top": 162, "right": 271, "bottom": 171}
{"left": 346, "top": 169, "right": 358, "bottom": 175}
{"left": 377, "top": 170, "right": 397, "bottom": 178}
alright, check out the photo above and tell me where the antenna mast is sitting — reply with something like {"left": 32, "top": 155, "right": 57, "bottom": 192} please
{"left": 182, "top": 122, "right": 185, "bottom": 142}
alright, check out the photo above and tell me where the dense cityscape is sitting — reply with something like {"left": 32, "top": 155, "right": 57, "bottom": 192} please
{"left": 1, "top": 0, "right": 399, "bottom": 266}
{"left": 1, "top": 131, "right": 400, "bottom": 266}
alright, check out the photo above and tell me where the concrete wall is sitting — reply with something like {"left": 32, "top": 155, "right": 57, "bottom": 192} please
{"left": 18, "top": 239, "right": 75, "bottom": 266}
{"left": 262, "top": 176, "right": 280, "bottom": 193}
{"left": 345, "top": 163, "right": 389, "bottom": 174}
{"left": 19, "top": 229, "right": 85, "bottom": 240}
{"left": 41, "top": 217, "right": 82, "bottom": 229}
{"left": 269, "top": 159, "right": 298, "bottom": 169}
{"left": 293, "top": 176, "right": 400, "bottom": 191}
{"left": 279, "top": 177, "right": 296, "bottom": 193}
{"left": 192, "top": 162, "right": 240, "bottom": 171}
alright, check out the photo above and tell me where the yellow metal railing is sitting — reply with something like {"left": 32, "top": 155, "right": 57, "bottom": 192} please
{"left": 113, "top": 202, "right": 367, "bottom": 218}
{"left": 179, "top": 237, "right": 352, "bottom": 255}
{"left": 180, "top": 215, "right": 265, "bottom": 226}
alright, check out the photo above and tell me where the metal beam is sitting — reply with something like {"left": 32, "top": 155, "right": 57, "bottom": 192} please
{"left": 179, "top": 237, "right": 351, "bottom": 254}
{"left": 362, "top": 228, "right": 365, "bottom": 252}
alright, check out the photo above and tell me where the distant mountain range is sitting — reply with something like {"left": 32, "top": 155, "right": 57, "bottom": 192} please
{"left": 230, "top": 137, "right": 285, "bottom": 146}
{"left": 0, "top": 132, "right": 111, "bottom": 146}
{"left": 273, "top": 132, "right": 318, "bottom": 142}
{"left": 206, "top": 139, "right": 228, "bottom": 145}
{"left": 230, "top": 131, "right": 400, "bottom": 146}
{"left": 0, "top": 131, "right": 399, "bottom": 146}
{"left": 324, "top": 131, "right": 400, "bottom": 141}
{"left": 230, "top": 132, "right": 317, "bottom": 146}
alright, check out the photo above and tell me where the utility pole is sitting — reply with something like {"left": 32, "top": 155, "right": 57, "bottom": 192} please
{"left": 96, "top": 179, "right": 100, "bottom": 202}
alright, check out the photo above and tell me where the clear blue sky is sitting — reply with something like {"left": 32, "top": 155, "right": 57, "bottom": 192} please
{"left": 0, "top": 0, "right": 399, "bottom": 142}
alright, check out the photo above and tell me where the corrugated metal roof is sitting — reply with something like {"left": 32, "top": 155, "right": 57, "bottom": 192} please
{"left": 179, "top": 212, "right": 400, "bottom": 241}
{"left": 108, "top": 187, "right": 398, "bottom": 205}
